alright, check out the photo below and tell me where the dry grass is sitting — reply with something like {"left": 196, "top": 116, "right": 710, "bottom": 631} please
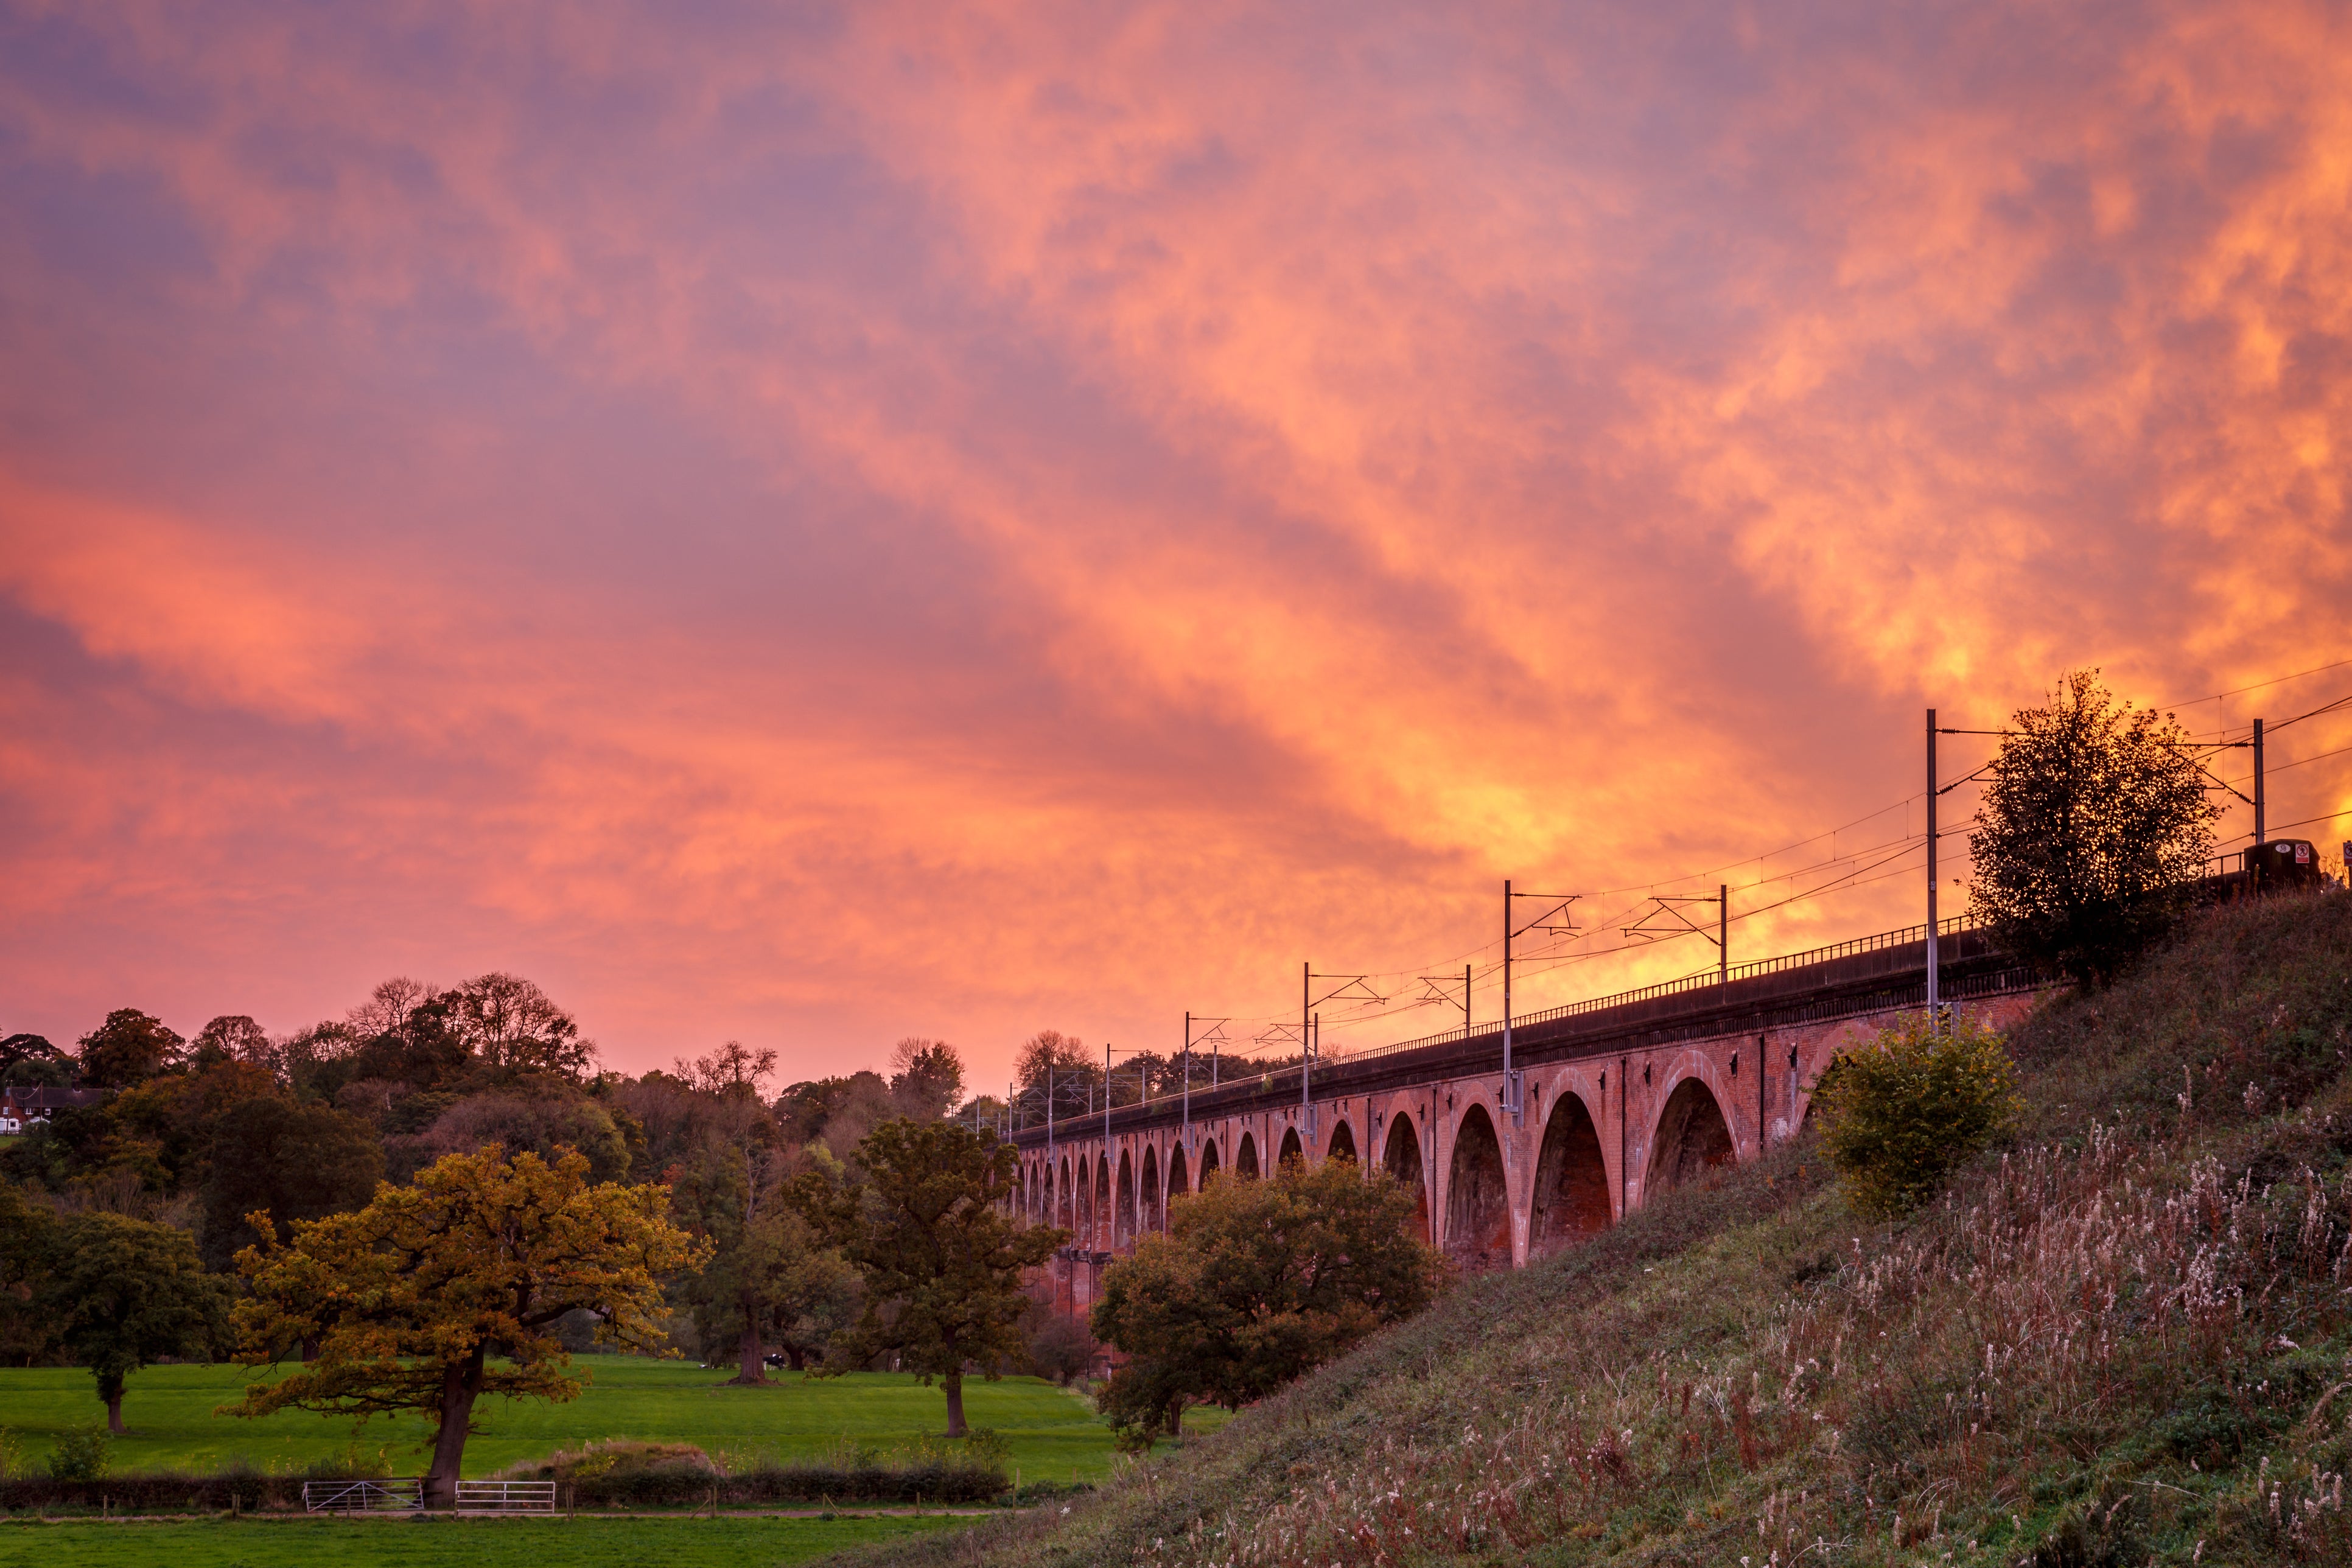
{"left": 831, "top": 889, "right": 2352, "bottom": 1567}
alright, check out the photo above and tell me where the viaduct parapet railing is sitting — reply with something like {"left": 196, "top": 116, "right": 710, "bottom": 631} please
{"left": 1010, "top": 913, "right": 2040, "bottom": 1150}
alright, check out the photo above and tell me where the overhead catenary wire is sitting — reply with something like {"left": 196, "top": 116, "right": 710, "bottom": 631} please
{"left": 1208, "top": 659, "right": 2347, "bottom": 1046}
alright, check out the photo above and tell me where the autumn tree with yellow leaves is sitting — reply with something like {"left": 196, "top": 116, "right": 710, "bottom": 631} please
{"left": 222, "top": 1146, "right": 704, "bottom": 1505}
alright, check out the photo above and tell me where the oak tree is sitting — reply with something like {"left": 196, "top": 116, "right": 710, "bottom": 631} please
{"left": 791, "top": 1119, "right": 1063, "bottom": 1437}
{"left": 1091, "top": 1156, "right": 1446, "bottom": 1444}
{"left": 224, "top": 1146, "right": 702, "bottom": 1505}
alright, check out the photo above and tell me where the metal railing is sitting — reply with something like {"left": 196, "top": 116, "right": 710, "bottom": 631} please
{"left": 303, "top": 1478, "right": 422, "bottom": 1513}
{"left": 1009, "top": 911, "right": 2009, "bottom": 1142}
{"left": 455, "top": 1480, "right": 558, "bottom": 1513}
{"left": 1323, "top": 912, "right": 1989, "bottom": 1068}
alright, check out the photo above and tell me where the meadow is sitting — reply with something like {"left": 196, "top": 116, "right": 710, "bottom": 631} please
{"left": 0, "top": 1362, "right": 1217, "bottom": 1486}
{"left": 0, "top": 1514, "right": 964, "bottom": 1566}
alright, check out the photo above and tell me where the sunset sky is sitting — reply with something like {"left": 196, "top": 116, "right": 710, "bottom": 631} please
{"left": 3, "top": 1, "right": 2348, "bottom": 1091}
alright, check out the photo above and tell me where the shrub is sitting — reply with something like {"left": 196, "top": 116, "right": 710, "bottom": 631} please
{"left": 1023, "top": 1300, "right": 1099, "bottom": 1385}
{"left": 1813, "top": 1010, "right": 2021, "bottom": 1218}
{"left": 45, "top": 1425, "right": 107, "bottom": 1482}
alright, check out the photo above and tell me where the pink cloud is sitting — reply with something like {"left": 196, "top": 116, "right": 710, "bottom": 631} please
{"left": 1, "top": 0, "right": 2346, "bottom": 1083}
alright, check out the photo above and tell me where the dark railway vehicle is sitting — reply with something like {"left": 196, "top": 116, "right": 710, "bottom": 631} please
{"left": 2245, "top": 838, "right": 2324, "bottom": 893}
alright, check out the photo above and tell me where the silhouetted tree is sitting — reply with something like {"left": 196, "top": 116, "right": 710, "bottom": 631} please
{"left": 1969, "top": 670, "right": 2219, "bottom": 987}
{"left": 189, "top": 1015, "right": 276, "bottom": 1074}
{"left": 442, "top": 973, "right": 596, "bottom": 1079}
{"left": 0, "top": 1034, "right": 74, "bottom": 1088}
{"left": 889, "top": 1038, "right": 966, "bottom": 1119}
{"left": 75, "top": 1010, "right": 184, "bottom": 1089}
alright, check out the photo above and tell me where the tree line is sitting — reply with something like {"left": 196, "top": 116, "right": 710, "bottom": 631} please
{"left": 0, "top": 980, "right": 1077, "bottom": 1502}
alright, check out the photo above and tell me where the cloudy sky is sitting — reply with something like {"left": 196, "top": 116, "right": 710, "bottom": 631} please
{"left": 3, "top": 0, "right": 2347, "bottom": 1087}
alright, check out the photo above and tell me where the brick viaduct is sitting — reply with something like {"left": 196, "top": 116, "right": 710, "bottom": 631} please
{"left": 1010, "top": 918, "right": 2045, "bottom": 1311}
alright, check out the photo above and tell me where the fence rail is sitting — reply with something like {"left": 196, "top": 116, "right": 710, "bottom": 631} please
{"left": 303, "top": 1479, "right": 422, "bottom": 1513}
{"left": 455, "top": 1480, "right": 558, "bottom": 1513}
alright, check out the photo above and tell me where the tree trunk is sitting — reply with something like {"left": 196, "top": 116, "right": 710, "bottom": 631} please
{"left": 105, "top": 1389, "right": 124, "bottom": 1436}
{"left": 783, "top": 1344, "right": 808, "bottom": 1372}
{"left": 735, "top": 1324, "right": 768, "bottom": 1385}
{"left": 425, "top": 1351, "right": 485, "bottom": 1509}
{"left": 942, "top": 1368, "right": 967, "bottom": 1438}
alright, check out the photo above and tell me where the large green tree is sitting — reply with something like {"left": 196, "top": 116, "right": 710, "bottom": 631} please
{"left": 791, "top": 1119, "right": 1063, "bottom": 1436}
{"left": 1091, "top": 1156, "right": 1446, "bottom": 1444}
{"left": 684, "top": 1191, "right": 858, "bottom": 1380}
{"left": 225, "top": 1146, "right": 704, "bottom": 1505}
{"left": 1969, "top": 670, "right": 2220, "bottom": 987}
{"left": 198, "top": 1096, "right": 386, "bottom": 1272}
{"left": 0, "top": 1181, "right": 59, "bottom": 1366}
{"left": 46, "top": 1211, "right": 225, "bottom": 1432}
{"left": 0, "top": 1034, "right": 74, "bottom": 1088}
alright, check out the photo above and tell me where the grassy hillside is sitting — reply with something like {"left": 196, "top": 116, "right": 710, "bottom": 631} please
{"left": 833, "top": 888, "right": 2352, "bottom": 1567}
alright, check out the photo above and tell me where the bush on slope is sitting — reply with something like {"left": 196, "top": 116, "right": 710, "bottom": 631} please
{"left": 830, "top": 888, "right": 2352, "bottom": 1567}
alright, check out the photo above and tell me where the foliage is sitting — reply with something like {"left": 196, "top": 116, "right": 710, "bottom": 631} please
{"left": 1090, "top": 1156, "right": 1446, "bottom": 1444}
{"left": 188, "top": 1014, "right": 275, "bottom": 1073}
{"left": 75, "top": 1009, "right": 184, "bottom": 1088}
{"left": 1011, "top": 1030, "right": 1100, "bottom": 1122}
{"left": 491, "top": 1435, "right": 1007, "bottom": 1505}
{"left": 223, "top": 1145, "right": 704, "bottom": 1503}
{"left": 0, "top": 1032, "right": 74, "bottom": 1088}
{"left": 46, "top": 1211, "right": 225, "bottom": 1432}
{"left": 888, "top": 1038, "right": 967, "bottom": 1120}
{"left": 673, "top": 1039, "right": 780, "bottom": 1100}
{"left": 791, "top": 1119, "right": 1064, "bottom": 1437}
{"left": 773, "top": 1064, "right": 964, "bottom": 1161}
{"left": 674, "top": 1140, "right": 858, "bottom": 1381}
{"left": 1023, "top": 1296, "right": 1099, "bottom": 1385}
{"left": 1969, "top": 668, "right": 2219, "bottom": 986}
{"left": 395, "top": 1088, "right": 632, "bottom": 1182}
{"left": 196, "top": 1096, "right": 385, "bottom": 1271}
{"left": 439, "top": 972, "right": 598, "bottom": 1079}
{"left": 45, "top": 1423, "right": 108, "bottom": 1481}
{"left": 0, "top": 1179, "right": 61, "bottom": 1365}
{"left": 1811, "top": 1009, "right": 2024, "bottom": 1218}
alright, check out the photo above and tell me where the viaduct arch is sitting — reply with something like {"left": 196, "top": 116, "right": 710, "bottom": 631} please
{"left": 1327, "top": 1117, "right": 1357, "bottom": 1162}
{"left": 1445, "top": 1105, "right": 1511, "bottom": 1274}
{"left": 1647, "top": 1074, "right": 1735, "bottom": 1193}
{"left": 1382, "top": 1112, "right": 1429, "bottom": 1241}
{"left": 1528, "top": 1091, "right": 1611, "bottom": 1258}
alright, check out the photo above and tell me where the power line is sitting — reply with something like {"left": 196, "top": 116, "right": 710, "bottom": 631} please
{"left": 2160, "top": 655, "right": 2352, "bottom": 710}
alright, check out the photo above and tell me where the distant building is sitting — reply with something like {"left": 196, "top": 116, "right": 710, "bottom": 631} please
{"left": 0, "top": 1085, "right": 104, "bottom": 1130}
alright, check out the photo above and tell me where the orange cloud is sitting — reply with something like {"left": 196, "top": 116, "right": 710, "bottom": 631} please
{"left": 1, "top": 0, "right": 2346, "bottom": 1081}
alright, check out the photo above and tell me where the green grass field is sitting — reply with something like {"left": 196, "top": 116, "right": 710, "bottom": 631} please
{"left": 0, "top": 1514, "right": 964, "bottom": 1566}
{"left": 0, "top": 1361, "right": 1222, "bottom": 1485}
